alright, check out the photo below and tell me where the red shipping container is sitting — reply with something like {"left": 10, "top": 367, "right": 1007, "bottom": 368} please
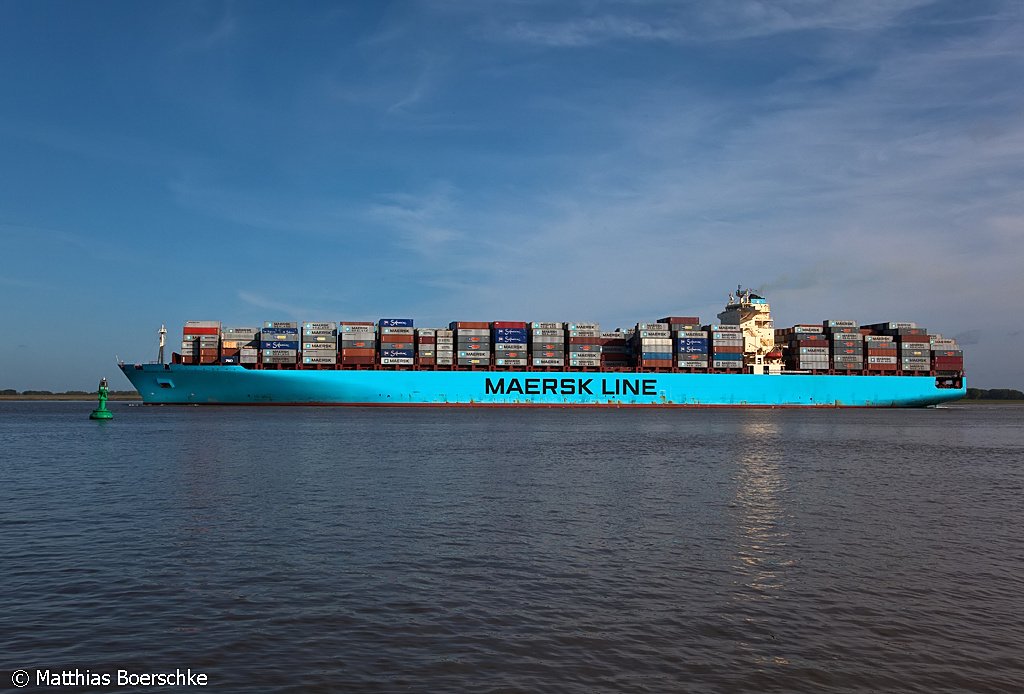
{"left": 661, "top": 316, "right": 700, "bottom": 324}
{"left": 866, "top": 363, "right": 897, "bottom": 371}
{"left": 417, "top": 337, "right": 435, "bottom": 345}
{"left": 341, "top": 356, "right": 375, "bottom": 365}
{"left": 640, "top": 359, "right": 673, "bottom": 367}
{"left": 453, "top": 321, "right": 489, "bottom": 329}
{"left": 713, "top": 345, "right": 743, "bottom": 354}
{"left": 568, "top": 337, "right": 599, "bottom": 345}
{"left": 183, "top": 327, "right": 219, "bottom": 336}
{"left": 342, "top": 348, "right": 375, "bottom": 357}
{"left": 340, "top": 321, "right": 374, "bottom": 326}
{"left": 492, "top": 321, "right": 527, "bottom": 329}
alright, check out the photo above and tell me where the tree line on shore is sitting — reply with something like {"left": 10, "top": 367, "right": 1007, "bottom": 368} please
{"left": 964, "top": 388, "right": 1024, "bottom": 400}
{"left": 1, "top": 389, "right": 138, "bottom": 396}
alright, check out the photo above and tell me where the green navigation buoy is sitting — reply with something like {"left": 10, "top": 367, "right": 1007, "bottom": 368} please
{"left": 90, "top": 377, "right": 114, "bottom": 420}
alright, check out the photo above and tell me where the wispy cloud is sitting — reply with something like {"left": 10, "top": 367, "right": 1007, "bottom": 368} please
{"left": 0, "top": 275, "right": 44, "bottom": 289}
{"left": 176, "top": 4, "right": 238, "bottom": 53}
{"left": 471, "top": 0, "right": 937, "bottom": 47}
{"left": 237, "top": 291, "right": 318, "bottom": 319}
{"left": 365, "top": 183, "right": 466, "bottom": 258}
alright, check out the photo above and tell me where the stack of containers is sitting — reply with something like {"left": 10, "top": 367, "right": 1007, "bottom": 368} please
{"left": 339, "top": 322, "right": 376, "bottom": 366}
{"left": 930, "top": 336, "right": 964, "bottom": 374}
{"left": 778, "top": 325, "right": 828, "bottom": 371}
{"left": 567, "top": 322, "right": 601, "bottom": 368}
{"left": 863, "top": 334, "right": 897, "bottom": 373}
{"left": 709, "top": 324, "right": 743, "bottom": 370}
{"left": 664, "top": 316, "right": 706, "bottom": 370}
{"left": 416, "top": 328, "right": 436, "bottom": 367}
{"left": 633, "top": 322, "right": 672, "bottom": 369}
{"left": 435, "top": 329, "right": 454, "bottom": 366}
{"left": 530, "top": 322, "right": 564, "bottom": 368}
{"left": 493, "top": 321, "right": 528, "bottom": 368}
{"left": 863, "top": 322, "right": 931, "bottom": 373}
{"left": 825, "top": 320, "right": 863, "bottom": 373}
{"left": 181, "top": 321, "right": 220, "bottom": 365}
{"left": 897, "top": 327, "right": 931, "bottom": 373}
{"left": 600, "top": 331, "right": 630, "bottom": 368}
{"left": 261, "top": 321, "right": 298, "bottom": 366}
{"left": 379, "top": 318, "right": 414, "bottom": 366}
{"left": 452, "top": 321, "right": 490, "bottom": 367}
{"left": 221, "top": 326, "right": 258, "bottom": 365}
{"left": 302, "top": 322, "right": 338, "bottom": 367}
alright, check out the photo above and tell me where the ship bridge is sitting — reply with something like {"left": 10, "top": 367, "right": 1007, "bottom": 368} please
{"left": 717, "top": 286, "right": 782, "bottom": 375}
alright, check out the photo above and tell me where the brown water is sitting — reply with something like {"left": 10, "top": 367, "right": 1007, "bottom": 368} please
{"left": 2, "top": 403, "right": 1022, "bottom": 692}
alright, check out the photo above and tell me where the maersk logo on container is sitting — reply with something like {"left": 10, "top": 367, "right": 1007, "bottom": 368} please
{"left": 485, "top": 376, "right": 659, "bottom": 397}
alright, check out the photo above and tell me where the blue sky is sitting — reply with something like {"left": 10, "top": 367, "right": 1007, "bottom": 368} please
{"left": 1, "top": 0, "right": 1022, "bottom": 390}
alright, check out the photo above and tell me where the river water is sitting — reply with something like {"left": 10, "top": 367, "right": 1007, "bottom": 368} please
{"left": 1, "top": 402, "right": 1022, "bottom": 692}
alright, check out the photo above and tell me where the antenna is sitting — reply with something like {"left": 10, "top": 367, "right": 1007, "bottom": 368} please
{"left": 157, "top": 324, "right": 167, "bottom": 364}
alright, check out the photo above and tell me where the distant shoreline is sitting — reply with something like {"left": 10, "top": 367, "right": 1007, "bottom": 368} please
{"left": 0, "top": 394, "right": 141, "bottom": 401}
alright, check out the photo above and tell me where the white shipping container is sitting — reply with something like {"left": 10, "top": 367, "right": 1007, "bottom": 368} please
{"left": 303, "top": 356, "right": 337, "bottom": 364}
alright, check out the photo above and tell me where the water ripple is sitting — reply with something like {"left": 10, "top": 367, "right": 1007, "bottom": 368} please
{"left": 1, "top": 403, "right": 1022, "bottom": 692}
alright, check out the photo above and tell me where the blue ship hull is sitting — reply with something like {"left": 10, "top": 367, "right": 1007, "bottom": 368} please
{"left": 119, "top": 364, "right": 966, "bottom": 407}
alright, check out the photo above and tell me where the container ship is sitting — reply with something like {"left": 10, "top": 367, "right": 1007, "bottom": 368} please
{"left": 119, "top": 288, "right": 966, "bottom": 407}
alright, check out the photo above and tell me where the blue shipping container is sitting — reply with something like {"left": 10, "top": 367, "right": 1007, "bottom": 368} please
{"left": 261, "top": 327, "right": 298, "bottom": 335}
{"left": 676, "top": 338, "right": 708, "bottom": 348}
{"left": 378, "top": 318, "right": 414, "bottom": 328}
{"left": 641, "top": 351, "right": 673, "bottom": 360}
{"left": 677, "top": 346, "right": 710, "bottom": 355}
{"left": 221, "top": 357, "right": 238, "bottom": 364}
{"left": 260, "top": 341, "right": 299, "bottom": 350}
{"left": 494, "top": 334, "right": 528, "bottom": 343}
{"left": 713, "top": 352, "right": 743, "bottom": 361}
{"left": 380, "top": 349, "right": 414, "bottom": 358}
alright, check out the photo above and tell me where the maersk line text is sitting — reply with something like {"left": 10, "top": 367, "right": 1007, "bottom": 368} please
{"left": 484, "top": 377, "right": 658, "bottom": 396}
